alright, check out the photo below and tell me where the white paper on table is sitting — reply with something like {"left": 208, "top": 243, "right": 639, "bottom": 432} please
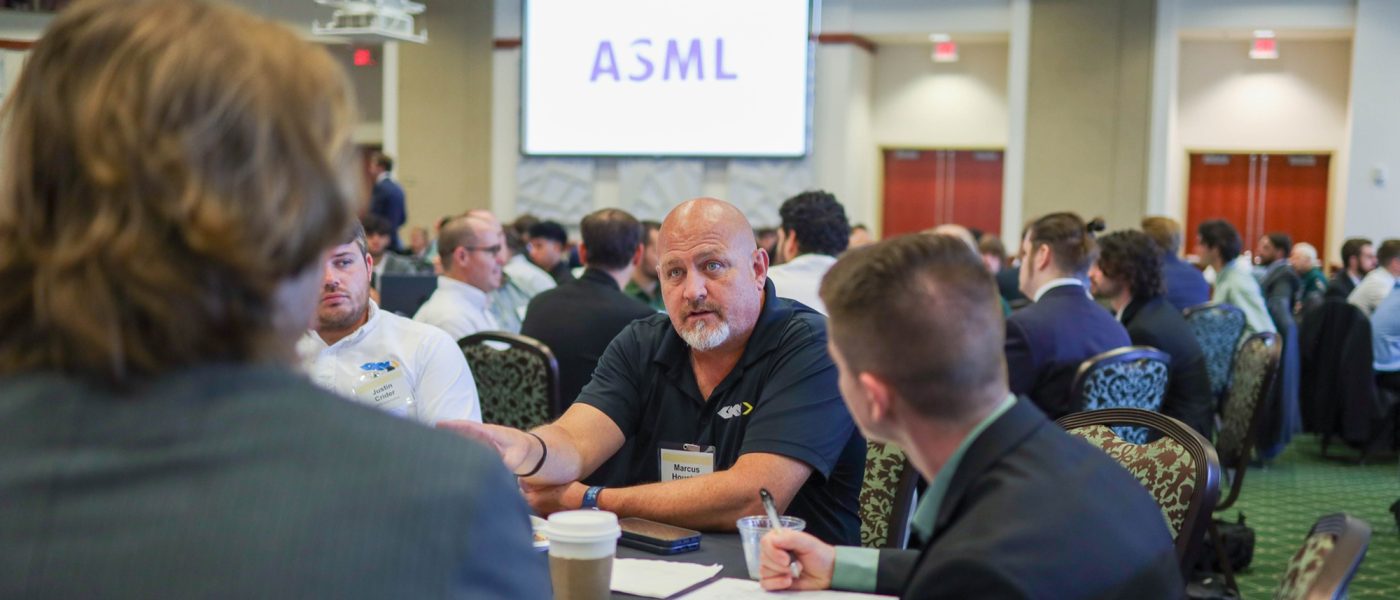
{"left": 610, "top": 558, "right": 723, "bottom": 599}
{"left": 676, "top": 577, "right": 897, "bottom": 599}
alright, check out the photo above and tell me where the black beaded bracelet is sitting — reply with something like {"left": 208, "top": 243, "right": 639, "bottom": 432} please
{"left": 516, "top": 432, "right": 547, "bottom": 478}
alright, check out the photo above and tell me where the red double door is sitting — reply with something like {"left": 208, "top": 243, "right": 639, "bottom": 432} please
{"left": 881, "top": 149, "right": 1004, "bottom": 238}
{"left": 1186, "top": 153, "right": 1330, "bottom": 256}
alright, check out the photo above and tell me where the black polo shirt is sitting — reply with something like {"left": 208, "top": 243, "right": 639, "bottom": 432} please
{"left": 575, "top": 279, "right": 865, "bottom": 545}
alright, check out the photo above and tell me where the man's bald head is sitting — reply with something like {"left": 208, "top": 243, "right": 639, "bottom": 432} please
{"left": 465, "top": 208, "right": 501, "bottom": 228}
{"left": 656, "top": 198, "right": 768, "bottom": 353}
{"left": 439, "top": 213, "right": 506, "bottom": 291}
{"left": 659, "top": 198, "right": 758, "bottom": 257}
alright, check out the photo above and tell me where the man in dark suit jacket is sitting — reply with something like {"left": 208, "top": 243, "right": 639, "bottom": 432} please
{"left": 1325, "top": 237, "right": 1375, "bottom": 300}
{"left": 522, "top": 208, "right": 655, "bottom": 406}
{"left": 1143, "top": 216, "right": 1210, "bottom": 310}
{"left": 0, "top": 5, "right": 547, "bottom": 597}
{"left": 369, "top": 152, "right": 407, "bottom": 252}
{"left": 1005, "top": 213, "right": 1130, "bottom": 418}
{"left": 759, "top": 234, "right": 1182, "bottom": 599}
{"left": 1092, "top": 230, "right": 1216, "bottom": 438}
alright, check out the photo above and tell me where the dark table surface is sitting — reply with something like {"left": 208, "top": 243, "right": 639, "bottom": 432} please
{"left": 611, "top": 532, "right": 749, "bottom": 599}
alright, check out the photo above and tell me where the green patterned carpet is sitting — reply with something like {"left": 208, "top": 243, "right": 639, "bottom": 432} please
{"left": 1223, "top": 435, "right": 1399, "bottom": 598}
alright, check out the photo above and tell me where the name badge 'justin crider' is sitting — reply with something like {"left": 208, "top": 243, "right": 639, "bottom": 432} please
{"left": 353, "top": 360, "right": 418, "bottom": 420}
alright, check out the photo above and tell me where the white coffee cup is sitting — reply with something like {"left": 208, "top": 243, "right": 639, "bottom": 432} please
{"left": 545, "top": 510, "right": 621, "bottom": 600}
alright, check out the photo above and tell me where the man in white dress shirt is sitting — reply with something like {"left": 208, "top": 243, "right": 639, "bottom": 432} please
{"left": 767, "top": 190, "right": 850, "bottom": 315}
{"left": 1349, "top": 239, "right": 1400, "bottom": 317}
{"left": 414, "top": 213, "right": 507, "bottom": 339}
{"left": 298, "top": 222, "right": 482, "bottom": 425}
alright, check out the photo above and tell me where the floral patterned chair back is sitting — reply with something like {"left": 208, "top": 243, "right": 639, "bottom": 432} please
{"left": 459, "top": 332, "right": 562, "bottom": 431}
{"left": 1069, "top": 346, "right": 1172, "bottom": 444}
{"left": 1215, "top": 332, "right": 1281, "bottom": 512}
{"left": 1274, "top": 513, "right": 1370, "bottom": 600}
{"left": 1058, "top": 408, "right": 1221, "bottom": 576}
{"left": 859, "top": 441, "right": 920, "bottom": 549}
{"left": 1184, "top": 302, "right": 1248, "bottom": 404}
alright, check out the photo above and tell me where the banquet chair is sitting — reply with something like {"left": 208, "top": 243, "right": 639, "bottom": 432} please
{"left": 1215, "top": 332, "right": 1282, "bottom": 512}
{"left": 1069, "top": 346, "right": 1172, "bottom": 443}
{"left": 1273, "top": 513, "right": 1371, "bottom": 600}
{"left": 459, "top": 332, "right": 562, "bottom": 430}
{"left": 859, "top": 441, "right": 920, "bottom": 549}
{"left": 1184, "top": 302, "right": 1248, "bottom": 407}
{"left": 1204, "top": 332, "right": 1281, "bottom": 591}
{"left": 1058, "top": 408, "right": 1221, "bottom": 578}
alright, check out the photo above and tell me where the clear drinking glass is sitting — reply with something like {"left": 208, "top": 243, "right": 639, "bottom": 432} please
{"left": 736, "top": 515, "right": 806, "bottom": 580}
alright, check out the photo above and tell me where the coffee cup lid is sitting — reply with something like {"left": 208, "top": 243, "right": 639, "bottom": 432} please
{"left": 544, "top": 510, "right": 621, "bottom": 544}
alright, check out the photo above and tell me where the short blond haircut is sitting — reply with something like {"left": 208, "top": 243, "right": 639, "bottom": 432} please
{"left": 1141, "top": 216, "right": 1183, "bottom": 255}
{"left": 0, "top": 0, "right": 359, "bottom": 383}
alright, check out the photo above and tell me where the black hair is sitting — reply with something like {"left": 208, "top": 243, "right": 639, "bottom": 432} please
{"left": 1097, "top": 230, "right": 1165, "bottom": 300}
{"left": 779, "top": 190, "right": 850, "bottom": 257}
{"left": 1197, "top": 220, "right": 1242, "bottom": 263}
{"left": 1264, "top": 232, "right": 1292, "bottom": 258}
{"left": 528, "top": 220, "right": 568, "bottom": 245}
{"left": 1341, "top": 237, "right": 1372, "bottom": 270}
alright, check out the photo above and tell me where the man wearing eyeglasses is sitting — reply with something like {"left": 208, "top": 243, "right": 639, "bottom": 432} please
{"left": 414, "top": 213, "right": 509, "bottom": 340}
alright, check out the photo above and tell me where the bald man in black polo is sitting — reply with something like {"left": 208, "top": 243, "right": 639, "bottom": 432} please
{"left": 442, "top": 198, "right": 865, "bottom": 545}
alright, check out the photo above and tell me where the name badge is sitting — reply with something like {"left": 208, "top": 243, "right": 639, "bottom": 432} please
{"left": 659, "top": 446, "right": 715, "bottom": 481}
{"left": 354, "top": 368, "right": 417, "bottom": 419}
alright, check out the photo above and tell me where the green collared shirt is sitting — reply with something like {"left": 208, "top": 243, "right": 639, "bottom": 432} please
{"left": 623, "top": 279, "right": 666, "bottom": 313}
{"left": 830, "top": 394, "right": 1017, "bottom": 593}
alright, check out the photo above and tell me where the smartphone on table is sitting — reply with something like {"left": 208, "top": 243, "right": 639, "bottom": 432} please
{"left": 618, "top": 517, "right": 702, "bottom": 555}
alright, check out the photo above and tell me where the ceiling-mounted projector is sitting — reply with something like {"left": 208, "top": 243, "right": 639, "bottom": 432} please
{"left": 312, "top": 0, "right": 427, "bottom": 44}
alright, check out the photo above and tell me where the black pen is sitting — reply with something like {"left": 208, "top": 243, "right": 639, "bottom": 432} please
{"left": 759, "top": 488, "right": 802, "bottom": 578}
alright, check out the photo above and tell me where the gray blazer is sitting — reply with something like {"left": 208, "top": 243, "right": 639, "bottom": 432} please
{"left": 0, "top": 365, "right": 549, "bottom": 599}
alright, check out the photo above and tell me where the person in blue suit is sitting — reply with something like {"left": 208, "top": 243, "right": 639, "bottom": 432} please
{"left": 369, "top": 152, "right": 407, "bottom": 252}
{"left": 1142, "top": 216, "right": 1210, "bottom": 311}
{"left": 1005, "top": 212, "right": 1130, "bottom": 418}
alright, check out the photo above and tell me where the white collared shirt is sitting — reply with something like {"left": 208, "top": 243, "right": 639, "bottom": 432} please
{"left": 297, "top": 301, "right": 481, "bottom": 424}
{"left": 1032, "top": 277, "right": 1085, "bottom": 303}
{"left": 1349, "top": 268, "right": 1398, "bottom": 317}
{"left": 504, "top": 254, "right": 557, "bottom": 298}
{"left": 768, "top": 253, "right": 839, "bottom": 315}
{"left": 413, "top": 276, "right": 501, "bottom": 340}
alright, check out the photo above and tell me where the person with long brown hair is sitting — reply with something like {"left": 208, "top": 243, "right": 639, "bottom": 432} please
{"left": 0, "top": 1, "right": 546, "bottom": 597}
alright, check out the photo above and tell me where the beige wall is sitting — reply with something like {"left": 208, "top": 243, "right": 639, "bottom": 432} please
{"left": 1023, "top": 0, "right": 1155, "bottom": 231}
{"left": 1178, "top": 39, "right": 1351, "bottom": 152}
{"left": 1341, "top": 0, "right": 1400, "bottom": 246}
{"left": 397, "top": 0, "right": 495, "bottom": 230}
{"left": 872, "top": 42, "right": 1010, "bottom": 150}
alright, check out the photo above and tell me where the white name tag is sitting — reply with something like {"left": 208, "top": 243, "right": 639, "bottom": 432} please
{"left": 354, "top": 368, "right": 417, "bottom": 419}
{"left": 659, "top": 447, "right": 715, "bottom": 481}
